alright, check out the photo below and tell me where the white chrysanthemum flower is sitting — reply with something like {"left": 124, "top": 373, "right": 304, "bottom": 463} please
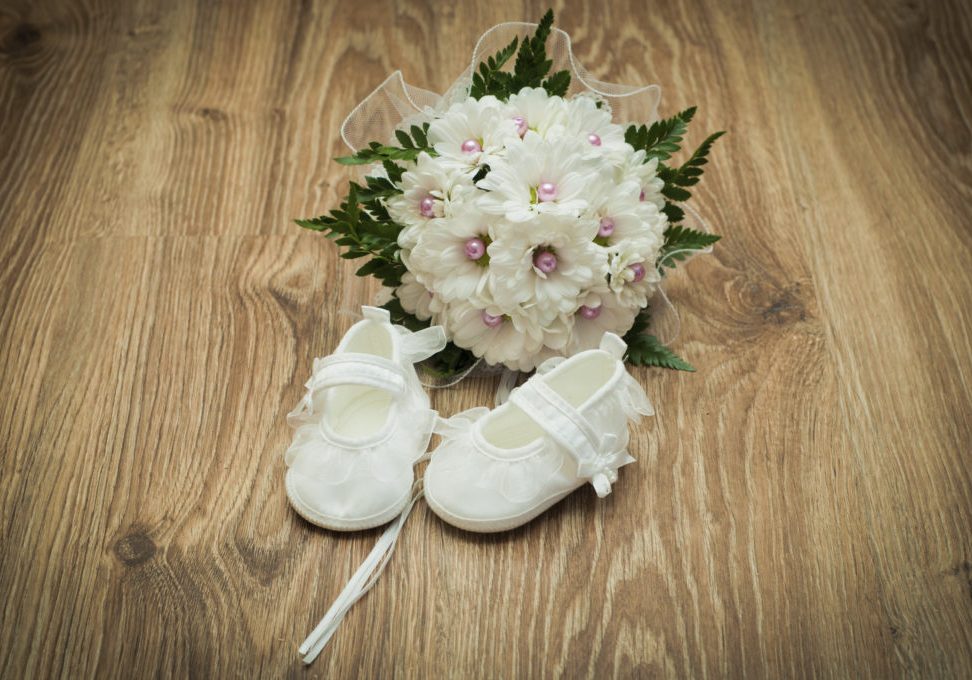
{"left": 487, "top": 213, "right": 606, "bottom": 323}
{"left": 617, "top": 150, "right": 665, "bottom": 210}
{"left": 385, "top": 152, "right": 473, "bottom": 250}
{"left": 444, "top": 298, "right": 546, "bottom": 372}
{"left": 607, "top": 239, "right": 662, "bottom": 309}
{"left": 562, "top": 95, "right": 628, "bottom": 154}
{"left": 587, "top": 180, "right": 668, "bottom": 254}
{"left": 506, "top": 87, "right": 569, "bottom": 139}
{"left": 537, "top": 312, "right": 573, "bottom": 351}
{"left": 567, "top": 286, "right": 639, "bottom": 354}
{"left": 428, "top": 95, "right": 520, "bottom": 170}
{"left": 406, "top": 206, "right": 495, "bottom": 303}
{"left": 395, "top": 271, "right": 440, "bottom": 321}
{"left": 476, "top": 134, "right": 597, "bottom": 221}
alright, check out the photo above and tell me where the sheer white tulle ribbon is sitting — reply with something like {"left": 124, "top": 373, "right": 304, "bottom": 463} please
{"left": 397, "top": 324, "right": 449, "bottom": 364}
{"left": 619, "top": 372, "right": 656, "bottom": 419}
{"left": 340, "top": 22, "right": 663, "bottom": 152}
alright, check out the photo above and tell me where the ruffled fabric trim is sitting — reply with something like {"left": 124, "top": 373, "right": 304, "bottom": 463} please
{"left": 433, "top": 409, "right": 566, "bottom": 504}
{"left": 618, "top": 372, "right": 654, "bottom": 419}
{"left": 286, "top": 408, "right": 436, "bottom": 485}
{"left": 339, "top": 24, "right": 662, "bottom": 154}
{"left": 395, "top": 324, "right": 448, "bottom": 364}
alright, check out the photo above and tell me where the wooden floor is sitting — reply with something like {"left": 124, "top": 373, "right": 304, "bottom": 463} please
{"left": 2, "top": 0, "right": 971, "bottom": 677}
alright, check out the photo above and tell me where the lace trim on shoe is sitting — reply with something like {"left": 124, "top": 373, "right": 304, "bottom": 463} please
{"left": 433, "top": 409, "right": 565, "bottom": 504}
{"left": 285, "top": 408, "right": 436, "bottom": 484}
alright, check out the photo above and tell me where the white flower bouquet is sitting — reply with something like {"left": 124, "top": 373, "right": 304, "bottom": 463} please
{"left": 299, "top": 10, "right": 723, "bottom": 375}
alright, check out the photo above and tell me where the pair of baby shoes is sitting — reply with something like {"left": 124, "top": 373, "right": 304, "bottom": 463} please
{"left": 285, "top": 306, "right": 653, "bottom": 662}
{"left": 285, "top": 305, "right": 654, "bottom": 534}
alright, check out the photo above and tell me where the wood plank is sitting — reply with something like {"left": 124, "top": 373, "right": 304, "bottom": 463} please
{"left": 1, "top": 0, "right": 970, "bottom": 677}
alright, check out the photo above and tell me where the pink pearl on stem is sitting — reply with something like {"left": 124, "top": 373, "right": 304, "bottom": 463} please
{"left": 419, "top": 196, "right": 435, "bottom": 217}
{"left": 579, "top": 305, "right": 602, "bottom": 320}
{"left": 587, "top": 132, "right": 602, "bottom": 146}
{"left": 481, "top": 311, "right": 504, "bottom": 328}
{"left": 512, "top": 115, "right": 528, "bottom": 137}
{"left": 598, "top": 217, "right": 615, "bottom": 237}
{"left": 533, "top": 250, "right": 558, "bottom": 273}
{"left": 461, "top": 138, "right": 482, "bottom": 153}
{"left": 629, "top": 262, "right": 647, "bottom": 283}
{"left": 464, "top": 237, "right": 486, "bottom": 260}
{"left": 537, "top": 182, "right": 557, "bottom": 202}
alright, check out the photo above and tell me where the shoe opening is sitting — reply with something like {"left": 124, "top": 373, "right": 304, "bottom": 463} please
{"left": 480, "top": 351, "right": 616, "bottom": 453}
{"left": 321, "top": 320, "right": 396, "bottom": 440}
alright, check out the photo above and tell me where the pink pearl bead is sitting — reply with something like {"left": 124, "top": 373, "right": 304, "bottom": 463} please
{"left": 481, "top": 311, "right": 503, "bottom": 328}
{"left": 629, "top": 262, "right": 646, "bottom": 283}
{"left": 419, "top": 196, "right": 435, "bottom": 217}
{"left": 587, "top": 132, "right": 602, "bottom": 146}
{"left": 512, "top": 115, "right": 528, "bottom": 137}
{"left": 461, "top": 138, "right": 482, "bottom": 153}
{"left": 598, "top": 217, "right": 615, "bottom": 237}
{"left": 537, "top": 182, "right": 557, "bottom": 202}
{"left": 579, "top": 305, "right": 602, "bottom": 320}
{"left": 464, "top": 237, "right": 486, "bottom": 260}
{"left": 533, "top": 250, "right": 558, "bottom": 273}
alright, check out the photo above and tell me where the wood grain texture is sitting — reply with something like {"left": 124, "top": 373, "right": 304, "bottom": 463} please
{"left": 2, "top": 0, "right": 971, "bottom": 677}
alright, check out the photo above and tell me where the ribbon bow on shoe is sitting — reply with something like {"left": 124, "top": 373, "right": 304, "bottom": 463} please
{"left": 574, "top": 432, "right": 636, "bottom": 498}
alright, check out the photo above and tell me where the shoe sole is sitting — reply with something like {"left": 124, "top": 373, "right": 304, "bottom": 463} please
{"left": 424, "top": 484, "right": 579, "bottom": 533}
{"left": 285, "top": 469, "right": 412, "bottom": 531}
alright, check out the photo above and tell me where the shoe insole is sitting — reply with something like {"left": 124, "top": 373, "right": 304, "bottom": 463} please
{"left": 316, "top": 320, "right": 396, "bottom": 439}
{"left": 321, "top": 385, "right": 394, "bottom": 439}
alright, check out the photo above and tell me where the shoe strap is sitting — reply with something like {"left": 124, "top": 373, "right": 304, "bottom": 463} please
{"left": 509, "top": 379, "right": 602, "bottom": 464}
{"left": 361, "top": 305, "right": 391, "bottom": 323}
{"left": 307, "top": 353, "right": 407, "bottom": 395}
{"left": 298, "top": 482, "right": 424, "bottom": 664}
{"left": 508, "top": 379, "right": 632, "bottom": 497}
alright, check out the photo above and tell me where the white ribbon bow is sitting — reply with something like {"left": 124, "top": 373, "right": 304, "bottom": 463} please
{"left": 575, "top": 433, "right": 637, "bottom": 498}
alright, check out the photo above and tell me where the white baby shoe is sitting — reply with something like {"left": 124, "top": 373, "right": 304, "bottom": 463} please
{"left": 284, "top": 306, "right": 446, "bottom": 531}
{"left": 424, "top": 332, "right": 654, "bottom": 532}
